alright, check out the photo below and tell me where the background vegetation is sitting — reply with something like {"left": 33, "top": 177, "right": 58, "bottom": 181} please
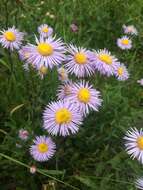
{"left": 0, "top": 0, "right": 143, "bottom": 189}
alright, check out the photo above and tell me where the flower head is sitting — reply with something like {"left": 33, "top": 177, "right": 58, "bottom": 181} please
{"left": 57, "top": 67, "right": 69, "bottom": 82}
{"left": 38, "top": 24, "right": 53, "bottom": 38}
{"left": 30, "top": 136, "right": 56, "bottom": 162}
{"left": 64, "top": 44, "right": 94, "bottom": 78}
{"left": 135, "top": 178, "right": 143, "bottom": 189}
{"left": 123, "top": 24, "right": 138, "bottom": 36}
{"left": 114, "top": 63, "right": 129, "bottom": 81}
{"left": 18, "top": 129, "right": 29, "bottom": 140}
{"left": 0, "top": 26, "right": 24, "bottom": 51}
{"left": 93, "top": 49, "right": 119, "bottom": 77}
{"left": 57, "top": 81, "right": 74, "bottom": 100}
{"left": 117, "top": 36, "right": 132, "bottom": 50}
{"left": 70, "top": 23, "right": 78, "bottom": 33}
{"left": 68, "top": 81, "right": 102, "bottom": 116}
{"left": 30, "top": 165, "right": 37, "bottom": 174}
{"left": 43, "top": 100, "right": 83, "bottom": 136}
{"left": 24, "top": 36, "right": 65, "bottom": 69}
{"left": 124, "top": 127, "right": 143, "bottom": 164}
{"left": 137, "top": 79, "right": 143, "bottom": 86}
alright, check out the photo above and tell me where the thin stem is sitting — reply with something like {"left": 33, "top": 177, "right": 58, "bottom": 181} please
{"left": 0, "top": 153, "right": 80, "bottom": 190}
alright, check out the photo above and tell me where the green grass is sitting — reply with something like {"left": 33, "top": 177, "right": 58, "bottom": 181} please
{"left": 0, "top": 0, "right": 143, "bottom": 189}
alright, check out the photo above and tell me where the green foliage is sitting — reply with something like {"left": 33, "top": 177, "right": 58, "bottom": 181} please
{"left": 0, "top": 0, "right": 143, "bottom": 190}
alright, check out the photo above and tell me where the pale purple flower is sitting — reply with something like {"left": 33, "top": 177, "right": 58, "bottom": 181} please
{"left": 43, "top": 100, "right": 83, "bottom": 136}
{"left": 70, "top": 23, "right": 78, "bottom": 33}
{"left": 0, "top": 26, "right": 25, "bottom": 51}
{"left": 93, "top": 49, "right": 119, "bottom": 77}
{"left": 123, "top": 24, "right": 138, "bottom": 36}
{"left": 38, "top": 24, "right": 53, "bottom": 38}
{"left": 57, "top": 81, "right": 74, "bottom": 100}
{"left": 64, "top": 44, "right": 94, "bottom": 78}
{"left": 19, "top": 45, "right": 31, "bottom": 61}
{"left": 24, "top": 36, "right": 65, "bottom": 69}
{"left": 124, "top": 127, "right": 143, "bottom": 164}
{"left": 137, "top": 79, "right": 143, "bottom": 86}
{"left": 114, "top": 63, "right": 129, "bottom": 81}
{"left": 135, "top": 178, "right": 143, "bottom": 189}
{"left": 117, "top": 36, "right": 132, "bottom": 50}
{"left": 68, "top": 81, "right": 102, "bottom": 116}
{"left": 30, "top": 136, "right": 56, "bottom": 162}
{"left": 18, "top": 129, "right": 29, "bottom": 140}
{"left": 57, "top": 67, "right": 69, "bottom": 82}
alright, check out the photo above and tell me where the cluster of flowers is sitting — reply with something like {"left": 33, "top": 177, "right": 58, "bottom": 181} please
{"left": 117, "top": 24, "right": 138, "bottom": 50}
{"left": 0, "top": 24, "right": 140, "bottom": 182}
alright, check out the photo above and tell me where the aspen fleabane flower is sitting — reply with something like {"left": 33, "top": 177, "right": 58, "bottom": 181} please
{"left": 64, "top": 44, "right": 94, "bottom": 78}
{"left": 30, "top": 136, "right": 56, "bottom": 162}
{"left": 93, "top": 49, "right": 119, "bottom": 77}
{"left": 124, "top": 128, "right": 143, "bottom": 164}
{"left": 0, "top": 26, "right": 24, "bottom": 51}
{"left": 43, "top": 100, "right": 83, "bottom": 136}
{"left": 24, "top": 36, "right": 65, "bottom": 69}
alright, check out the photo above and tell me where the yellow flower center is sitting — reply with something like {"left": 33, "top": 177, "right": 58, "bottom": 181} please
{"left": 121, "top": 39, "right": 129, "bottom": 45}
{"left": 78, "top": 88, "right": 91, "bottom": 103}
{"left": 37, "top": 43, "right": 53, "bottom": 56}
{"left": 137, "top": 136, "right": 143, "bottom": 150}
{"left": 98, "top": 54, "right": 112, "bottom": 65}
{"left": 55, "top": 108, "right": 71, "bottom": 124}
{"left": 117, "top": 67, "right": 123, "bottom": 76}
{"left": 42, "top": 27, "right": 49, "bottom": 33}
{"left": 4, "top": 31, "right": 16, "bottom": 42}
{"left": 38, "top": 143, "right": 48, "bottom": 153}
{"left": 74, "top": 52, "right": 87, "bottom": 64}
{"left": 40, "top": 65, "right": 48, "bottom": 74}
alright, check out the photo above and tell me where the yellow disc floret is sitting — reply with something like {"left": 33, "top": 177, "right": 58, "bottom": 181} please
{"left": 121, "top": 39, "right": 129, "bottom": 45}
{"left": 78, "top": 88, "right": 91, "bottom": 103}
{"left": 42, "top": 27, "right": 49, "bottom": 33}
{"left": 74, "top": 52, "right": 87, "bottom": 64}
{"left": 137, "top": 136, "right": 143, "bottom": 150}
{"left": 99, "top": 54, "right": 112, "bottom": 65}
{"left": 118, "top": 67, "right": 123, "bottom": 76}
{"left": 55, "top": 108, "right": 71, "bottom": 124}
{"left": 38, "top": 143, "right": 48, "bottom": 153}
{"left": 4, "top": 31, "right": 16, "bottom": 42}
{"left": 37, "top": 43, "right": 53, "bottom": 56}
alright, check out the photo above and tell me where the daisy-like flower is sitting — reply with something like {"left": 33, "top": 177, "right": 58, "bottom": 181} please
{"left": 0, "top": 26, "right": 25, "bottom": 51}
{"left": 123, "top": 24, "right": 138, "bottom": 36}
{"left": 30, "top": 136, "right": 56, "bottom": 162}
{"left": 124, "top": 127, "right": 143, "bottom": 164}
{"left": 114, "top": 63, "right": 129, "bottom": 81}
{"left": 93, "top": 49, "right": 119, "bottom": 77}
{"left": 137, "top": 79, "right": 143, "bottom": 86}
{"left": 57, "top": 81, "right": 73, "bottom": 100}
{"left": 117, "top": 36, "right": 132, "bottom": 50}
{"left": 135, "top": 178, "right": 143, "bottom": 189}
{"left": 68, "top": 81, "right": 102, "bottom": 116}
{"left": 36, "top": 64, "right": 48, "bottom": 79}
{"left": 57, "top": 67, "right": 69, "bottom": 82}
{"left": 64, "top": 44, "right": 94, "bottom": 78}
{"left": 38, "top": 24, "right": 53, "bottom": 38}
{"left": 18, "top": 129, "right": 29, "bottom": 141}
{"left": 25, "top": 36, "right": 65, "bottom": 69}
{"left": 19, "top": 45, "right": 31, "bottom": 61}
{"left": 43, "top": 100, "right": 83, "bottom": 136}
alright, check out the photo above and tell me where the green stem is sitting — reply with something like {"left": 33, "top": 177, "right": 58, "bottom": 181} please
{"left": 0, "top": 153, "right": 80, "bottom": 190}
